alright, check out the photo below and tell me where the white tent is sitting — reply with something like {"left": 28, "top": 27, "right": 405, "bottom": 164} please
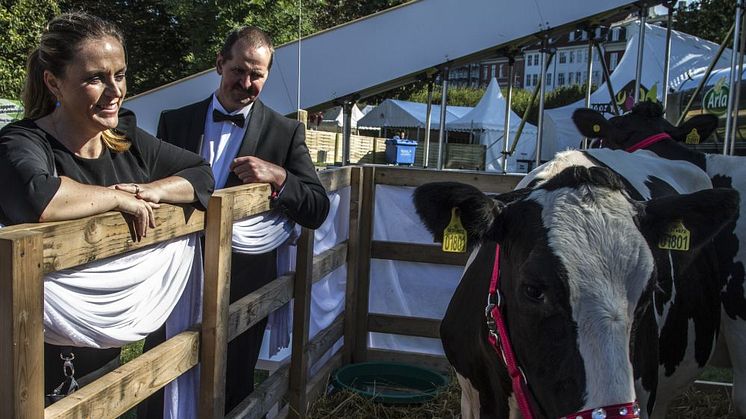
{"left": 321, "top": 104, "right": 367, "bottom": 128}
{"left": 448, "top": 78, "right": 540, "bottom": 172}
{"left": 545, "top": 21, "right": 734, "bottom": 153}
{"left": 356, "top": 99, "right": 472, "bottom": 129}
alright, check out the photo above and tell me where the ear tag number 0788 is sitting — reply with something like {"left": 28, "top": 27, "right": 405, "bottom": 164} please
{"left": 442, "top": 207, "right": 467, "bottom": 253}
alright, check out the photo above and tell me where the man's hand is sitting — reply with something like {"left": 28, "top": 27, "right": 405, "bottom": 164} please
{"left": 230, "top": 156, "right": 287, "bottom": 190}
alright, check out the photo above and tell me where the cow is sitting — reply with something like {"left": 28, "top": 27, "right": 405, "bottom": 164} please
{"left": 573, "top": 102, "right": 746, "bottom": 417}
{"left": 413, "top": 150, "right": 739, "bottom": 418}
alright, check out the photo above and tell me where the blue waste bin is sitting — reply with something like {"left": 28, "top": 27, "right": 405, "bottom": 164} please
{"left": 385, "top": 138, "right": 417, "bottom": 165}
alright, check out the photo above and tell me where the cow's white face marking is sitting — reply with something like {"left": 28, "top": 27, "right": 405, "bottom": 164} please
{"left": 529, "top": 184, "right": 654, "bottom": 409}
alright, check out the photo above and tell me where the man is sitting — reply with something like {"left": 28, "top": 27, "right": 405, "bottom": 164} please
{"left": 152, "top": 26, "right": 329, "bottom": 414}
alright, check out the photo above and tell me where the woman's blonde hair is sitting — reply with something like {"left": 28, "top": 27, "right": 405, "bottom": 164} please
{"left": 23, "top": 12, "right": 130, "bottom": 152}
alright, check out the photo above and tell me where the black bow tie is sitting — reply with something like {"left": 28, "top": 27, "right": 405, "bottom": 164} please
{"left": 213, "top": 109, "right": 246, "bottom": 128}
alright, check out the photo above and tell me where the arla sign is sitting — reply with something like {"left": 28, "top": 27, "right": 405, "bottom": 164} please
{"left": 703, "top": 78, "right": 729, "bottom": 116}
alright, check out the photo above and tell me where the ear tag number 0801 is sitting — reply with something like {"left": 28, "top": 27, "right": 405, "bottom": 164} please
{"left": 443, "top": 207, "right": 467, "bottom": 253}
{"left": 657, "top": 220, "right": 690, "bottom": 251}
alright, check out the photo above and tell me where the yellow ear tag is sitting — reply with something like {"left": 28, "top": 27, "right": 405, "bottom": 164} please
{"left": 442, "top": 207, "right": 467, "bottom": 253}
{"left": 657, "top": 220, "right": 690, "bottom": 251}
{"left": 685, "top": 128, "right": 701, "bottom": 145}
{"left": 592, "top": 124, "right": 601, "bottom": 133}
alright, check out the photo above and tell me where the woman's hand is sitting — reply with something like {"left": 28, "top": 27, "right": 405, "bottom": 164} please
{"left": 114, "top": 191, "right": 159, "bottom": 241}
{"left": 113, "top": 183, "right": 163, "bottom": 204}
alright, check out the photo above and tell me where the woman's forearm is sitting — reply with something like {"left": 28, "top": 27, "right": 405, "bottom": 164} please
{"left": 143, "top": 176, "right": 197, "bottom": 204}
{"left": 39, "top": 177, "right": 122, "bottom": 222}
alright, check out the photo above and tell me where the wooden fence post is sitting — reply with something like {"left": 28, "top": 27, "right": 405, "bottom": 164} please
{"left": 343, "top": 167, "right": 362, "bottom": 365}
{"left": 353, "top": 166, "right": 376, "bottom": 363}
{"left": 0, "top": 231, "right": 45, "bottom": 419}
{"left": 200, "top": 192, "right": 235, "bottom": 418}
{"left": 288, "top": 228, "right": 315, "bottom": 418}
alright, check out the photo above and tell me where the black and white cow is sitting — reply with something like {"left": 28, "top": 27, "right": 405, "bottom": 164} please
{"left": 414, "top": 150, "right": 739, "bottom": 418}
{"left": 574, "top": 102, "right": 746, "bottom": 417}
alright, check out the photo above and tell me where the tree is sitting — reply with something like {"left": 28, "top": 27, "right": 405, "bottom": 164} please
{"left": 0, "top": 0, "right": 59, "bottom": 99}
{"left": 674, "top": 0, "right": 736, "bottom": 44}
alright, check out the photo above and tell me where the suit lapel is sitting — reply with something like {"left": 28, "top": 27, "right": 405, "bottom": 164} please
{"left": 236, "top": 99, "right": 265, "bottom": 158}
{"left": 186, "top": 97, "right": 211, "bottom": 153}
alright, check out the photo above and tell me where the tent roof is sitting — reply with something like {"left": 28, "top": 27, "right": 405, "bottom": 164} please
{"left": 356, "top": 99, "right": 471, "bottom": 129}
{"left": 321, "top": 104, "right": 367, "bottom": 127}
{"left": 448, "top": 78, "right": 536, "bottom": 133}
{"left": 545, "top": 21, "right": 734, "bottom": 153}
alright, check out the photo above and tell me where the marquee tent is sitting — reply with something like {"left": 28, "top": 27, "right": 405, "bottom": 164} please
{"left": 447, "top": 78, "right": 541, "bottom": 172}
{"left": 544, "top": 21, "right": 734, "bottom": 154}
{"left": 356, "top": 99, "right": 472, "bottom": 129}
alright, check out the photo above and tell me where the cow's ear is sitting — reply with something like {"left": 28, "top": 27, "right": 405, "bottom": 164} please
{"left": 669, "top": 114, "right": 719, "bottom": 144}
{"left": 572, "top": 108, "right": 619, "bottom": 140}
{"left": 640, "top": 188, "right": 739, "bottom": 253}
{"left": 414, "top": 182, "right": 504, "bottom": 248}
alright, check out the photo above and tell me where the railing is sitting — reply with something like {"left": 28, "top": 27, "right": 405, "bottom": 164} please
{"left": 0, "top": 166, "right": 358, "bottom": 419}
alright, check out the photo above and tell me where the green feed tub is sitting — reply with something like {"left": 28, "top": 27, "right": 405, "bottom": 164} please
{"left": 331, "top": 361, "right": 449, "bottom": 404}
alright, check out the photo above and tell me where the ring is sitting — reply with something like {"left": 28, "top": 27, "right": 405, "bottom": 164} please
{"left": 134, "top": 184, "right": 140, "bottom": 194}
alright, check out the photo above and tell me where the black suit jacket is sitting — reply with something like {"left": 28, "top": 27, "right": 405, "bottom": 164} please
{"left": 157, "top": 97, "right": 329, "bottom": 229}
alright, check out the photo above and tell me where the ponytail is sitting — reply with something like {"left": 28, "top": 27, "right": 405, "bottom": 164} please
{"left": 22, "top": 49, "right": 57, "bottom": 120}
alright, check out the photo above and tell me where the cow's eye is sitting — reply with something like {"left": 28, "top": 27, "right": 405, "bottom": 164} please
{"left": 523, "top": 284, "right": 545, "bottom": 302}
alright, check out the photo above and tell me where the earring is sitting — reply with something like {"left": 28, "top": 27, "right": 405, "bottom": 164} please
{"left": 55, "top": 100, "right": 61, "bottom": 108}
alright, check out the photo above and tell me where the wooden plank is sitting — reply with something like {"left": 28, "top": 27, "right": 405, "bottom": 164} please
{"left": 367, "top": 314, "right": 441, "bottom": 338}
{"left": 343, "top": 166, "right": 362, "bottom": 365}
{"left": 307, "top": 314, "right": 345, "bottom": 366}
{"left": 45, "top": 331, "right": 199, "bottom": 419}
{"left": 312, "top": 242, "right": 347, "bottom": 284}
{"left": 225, "top": 364, "right": 290, "bottom": 419}
{"left": 0, "top": 232, "right": 44, "bottom": 419}
{"left": 371, "top": 241, "right": 468, "bottom": 266}
{"left": 288, "top": 229, "right": 315, "bottom": 419}
{"left": 199, "top": 192, "right": 235, "bottom": 419}
{"left": 367, "top": 349, "right": 451, "bottom": 375}
{"left": 373, "top": 165, "right": 523, "bottom": 194}
{"left": 227, "top": 274, "right": 294, "bottom": 342}
{"left": 0, "top": 204, "right": 205, "bottom": 274}
{"left": 353, "top": 166, "right": 376, "bottom": 363}
{"left": 305, "top": 351, "right": 344, "bottom": 409}
{"left": 216, "top": 183, "right": 272, "bottom": 221}
{"left": 317, "top": 167, "right": 352, "bottom": 192}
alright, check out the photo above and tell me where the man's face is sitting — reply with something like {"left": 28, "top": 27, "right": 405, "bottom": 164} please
{"left": 216, "top": 38, "right": 271, "bottom": 112}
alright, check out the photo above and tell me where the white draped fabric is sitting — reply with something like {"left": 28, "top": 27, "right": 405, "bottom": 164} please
{"left": 43, "top": 234, "right": 202, "bottom": 349}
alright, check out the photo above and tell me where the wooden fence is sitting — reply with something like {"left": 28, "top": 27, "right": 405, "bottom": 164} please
{"left": 351, "top": 166, "right": 522, "bottom": 371}
{"left": 1, "top": 164, "right": 525, "bottom": 418}
{"left": 305, "top": 130, "right": 485, "bottom": 169}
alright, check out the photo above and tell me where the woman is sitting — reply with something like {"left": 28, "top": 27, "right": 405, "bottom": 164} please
{"left": 0, "top": 12, "right": 214, "bottom": 397}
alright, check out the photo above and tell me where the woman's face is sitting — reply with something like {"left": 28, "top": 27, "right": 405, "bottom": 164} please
{"left": 48, "top": 36, "right": 127, "bottom": 135}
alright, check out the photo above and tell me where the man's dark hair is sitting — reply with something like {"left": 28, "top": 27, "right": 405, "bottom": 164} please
{"left": 219, "top": 26, "right": 275, "bottom": 69}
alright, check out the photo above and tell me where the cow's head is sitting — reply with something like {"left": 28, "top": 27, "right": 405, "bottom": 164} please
{"left": 414, "top": 166, "right": 738, "bottom": 418}
{"left": 572, "top": 102, "right": 718, "bottom": 151}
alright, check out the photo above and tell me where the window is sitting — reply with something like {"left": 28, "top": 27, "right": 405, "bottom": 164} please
{"left": 499, "top": 64, "right": 504, "bottom": 78}
{"left": 526, "top": 55, "right": 532, "bottom": 66}
{"left": 569, "top": 51, "right": 575, "bottom": 64}
{"left": 526, "top": 74, "right": 532, "bottom": 86}
{"left": 609, "top": 53, "right": 618, "bottom": 71}
{"left": 568, "top": 72, "right": 574, "bottom": 84}
{"left": 491, "top": 64, "right": 497, "bottom": 78}
{"left": 558, "top": 72, "right": 565, "bottom": 86}
{"left": 612, "top": 28, "right": 620, "bottom": 42}
{"left": 569, "top": 31, "right": 575, "bottom": 42}
{"left": 559, "top": 52, "right": 566, "bottom": 64}
{"left": 593, "top": 70, "right": 600, "bottom": 84}
{"left": 546, "top": 73, "right": 552, "bottom": 85}
{"left": 576, "top": 72, "right": 582, "bottom": 83}
{"left": 532, "top": 74, "right": 538, "bottom": 86}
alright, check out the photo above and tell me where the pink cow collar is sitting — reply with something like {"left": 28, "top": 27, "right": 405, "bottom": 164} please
{"left": 625, "top": 132, "right": 673, "bottom": 152}
{"left": 485, "top": 244, "right": 641, "bottom": 419}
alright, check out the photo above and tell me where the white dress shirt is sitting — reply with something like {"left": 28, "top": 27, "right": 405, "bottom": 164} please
{"left": 202, "top": 95, "right": 253, "bottom": 189}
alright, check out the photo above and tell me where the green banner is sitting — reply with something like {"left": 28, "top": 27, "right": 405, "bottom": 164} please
{"left": 0, "top": 98, "right": 24, "bottom": 128}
